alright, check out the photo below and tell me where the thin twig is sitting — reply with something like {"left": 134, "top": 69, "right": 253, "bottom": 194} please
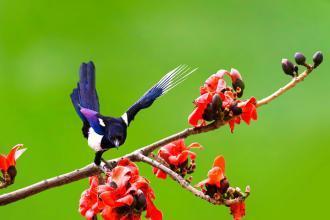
{"left": 256, "top": 67, "right": 313, "bottom": 107}
{"left": 0, "top": 66, "right": 317, "bottom": 206}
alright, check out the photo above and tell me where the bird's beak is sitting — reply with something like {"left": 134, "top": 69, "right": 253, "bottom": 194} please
{"left": 114, "top": 139, "right": 120, "bottom": 148}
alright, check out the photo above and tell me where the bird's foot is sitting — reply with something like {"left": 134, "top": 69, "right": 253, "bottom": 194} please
{"left": 98, "top": 162, "right": 110, "bottom": 173}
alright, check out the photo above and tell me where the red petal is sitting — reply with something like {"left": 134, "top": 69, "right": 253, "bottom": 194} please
{"left": 251, "top": 106, "right": 258, "bottom": 120}
{"left": 228, "top": 119, "right": 236, "bottom": 133}
{"left": 195, "top": 93, "right": 213, "bottom": 105}
{"left": 110, "top": 166, "right": 131, "bottom": 188}
{"left": 0, "top": 154, "right": 8, "bottom": 171}
{"left": 200, "top": 86, "right": 208, "bottom": 95}
{"left": 145, "top": 196, "right": 162, "bottom": 220}
{"left": 216, "top": 79, "right": 227, "bottom": 93}
{"left": 187, "top": 142, "right": 203, "bottom": 150}
{"left": 188, "top": 107, "right": 205, "bottom": 127}
{"left": 153, "top": 167, "right": 167, "bottom": 179}
{"left": 215, "top": 69, "right": 229, "bottom": 79}
{"left": 188, "top": 151, "right": 196, "bottom": 160}
{"left": 204, "top": 75, "right": 220, "bottom": 92}
{"left": 207, "top": 167, "right": 224, "bottom": 185}
{"left": 168, "top": 155, "right": 179, "bottom": 166}
{"left": 241, "top": 97, "right": 258, "bottom": 125}
{"left": 89, "top": 176, "right": 99, "bottom": 188}
{"left": 102, "top": 206, "right": 122, "bottom": 220}
{"left": 230, "top": 202, "right": 246, "bottom": 220}
{"left": 176, "top": 151, "right": 189, "bottom": 165}
{"left": 117, "top": 158, "right": 140, "bottom": 178}
{"left": 100, "top": 191, "right": 117, "bottom": 207}
{"left": 213, "top": 155, "right": 226, "bottom": 173}
{"left": 115, "top": 194, "right": 134, "bottom": 207}
{"left": 229, "top": 68, "right": 242, "bottom": 83}
{"left": 7, "top": 145, "right": 22, "bottom": 166}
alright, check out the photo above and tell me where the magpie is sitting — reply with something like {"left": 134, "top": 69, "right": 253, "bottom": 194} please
{"left": 70, "top": 62, "right": 196, "bottom": 166}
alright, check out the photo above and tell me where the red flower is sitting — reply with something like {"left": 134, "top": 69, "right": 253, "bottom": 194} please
{"left": 196, "top": 156, "right": 247, "bottom": 219}
{"left": 0, "top": 144, "right": 26, "bottom": 172}
{"left": 241, "top": 97, "right": 257, "bottom": 125}
{"left": 228, "top": 97, "right": 257, "bottom": 133}
{"left": 189, "top": 69, "right": 257, "bottom": 132}
{"left": 79, "top": 176, "right": 102, "bottom": 220}
{"left": 153, "top": 139, "right": 202, "bottom": 179}
{"left": 188, "top": 93, "right": 211, "bottom": 126}
{"left": 230, "top": 201, "right": 246, "bottom": 220}
{"left": 79, "top": 159, "right": 162, "bottom": 220}
{"left": 195, "top": 155, "right": 226, "bottom": 191}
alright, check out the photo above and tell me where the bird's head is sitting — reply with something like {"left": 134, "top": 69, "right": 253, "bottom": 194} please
{"left": 106, "top": 121, "right": 127, "bottom": 148}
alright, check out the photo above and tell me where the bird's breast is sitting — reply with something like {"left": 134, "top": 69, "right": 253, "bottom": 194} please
{"left": 88, "top": 127, "right": 103, "bottom": 151}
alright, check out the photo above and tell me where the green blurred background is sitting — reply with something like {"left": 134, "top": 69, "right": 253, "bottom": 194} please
{"left": 0, "top": 0, "right": 329, "bottom": 219}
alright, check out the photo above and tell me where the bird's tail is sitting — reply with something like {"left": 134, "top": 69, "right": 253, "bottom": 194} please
{"left": 124, "top": 65, "right": 197, "bottom": 124}
{"left": 139, "top": 65, "right": 197, "bottom": 108}
{"left": 70, "top": 61, "right": 100, "bottom": 121}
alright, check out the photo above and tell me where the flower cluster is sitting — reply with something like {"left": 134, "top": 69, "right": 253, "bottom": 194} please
{"left": 196, "top": 155, "right": 228, "bottom": 198}
{"left": 196, "top": 155, "right": 246, "bottom": 220}
{"left": 0, "top": 144, "right": 26, "bottom": 188}
{"left": 79, "top": 159, "right": 162, "bottom": 220}
{"left": 188, "top": 69, "right": 257, "bottom": 132}
{"left": 152, "top": 139, "right": 203, "bottom": 179}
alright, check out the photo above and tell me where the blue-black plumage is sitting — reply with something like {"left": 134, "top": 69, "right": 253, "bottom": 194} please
{"left": 70, "top": 63, "right": 197, "bottom": 165}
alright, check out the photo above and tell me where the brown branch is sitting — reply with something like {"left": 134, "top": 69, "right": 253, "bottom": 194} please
{"left": 256, "top": 66, "right": 313, "bottom": 107}
{"left": 136, "top": 153, "right": 248, "bottom": 206}
{"left": 0, "top": 64, "right": 317, "bottom": 206}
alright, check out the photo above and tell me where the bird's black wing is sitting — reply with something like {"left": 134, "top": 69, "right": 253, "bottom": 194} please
{"left": 122, "top": 65, "right": 197, "bottom": 126}
{"left": 70, "top": 61, "right": 102, "bottom": 137}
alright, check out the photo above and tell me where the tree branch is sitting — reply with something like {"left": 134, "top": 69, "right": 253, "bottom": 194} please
{"left": 136, "top": 153, "right": 248, "bottom": 206}
{"left": 0, "top": 66, "right": 317, "bottom": 206}
{"left": 256, "top": 66, "right": 313, "bottom": 107}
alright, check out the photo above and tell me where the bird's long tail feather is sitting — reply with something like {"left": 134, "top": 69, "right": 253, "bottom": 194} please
{"left": 124, "top": 65, "right": 197, "bottom": 125}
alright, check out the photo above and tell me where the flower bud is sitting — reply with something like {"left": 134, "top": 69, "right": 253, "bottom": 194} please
{"left": 230, "top": 105, "right": 242, "bottom": 116}
{"left": 108, "top": 181, "right": 118, "bottom": 189}
{"left": 7, "top": 166, "right": 17, "bottom": 182}
{"left": 202, "top": 104, "right": 215, "bottom": 121}
{"left": 294, "top": 52, "right": 306, "bottom": 65}
{"left": 232, "top": 78, "right": 245, "bottom": 98}
{"left": 219, "top": 178, "right": 230, "bottom": 194}
{"left": 135, "top": 192, "right": 147, "bottom": 211}
{"left": 212, "top": 94, "right": 222, "bottom": 111}
{"left": 313, "top": 51, "right": 323, "bottom": 68}
{"left": 281, "top": 59, "right": 295, "bottom": 76}
{"left": 205, "top": 184, "right": 218, "bottom": 198}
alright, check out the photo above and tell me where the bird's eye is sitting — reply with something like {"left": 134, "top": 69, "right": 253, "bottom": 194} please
{"left": 98, "top": 118, "right": 106, "bottom": 127}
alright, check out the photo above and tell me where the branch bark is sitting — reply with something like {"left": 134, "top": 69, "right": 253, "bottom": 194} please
{"left": 0, "top": 66, "right": 316, "bottom": 206}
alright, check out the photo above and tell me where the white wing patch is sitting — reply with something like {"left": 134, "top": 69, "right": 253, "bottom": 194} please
{"left": 98, "top": 118, "right": 106, "bottom": 127}
{"left": 121, "top": 113, "right": 128, "bottom": 126}
{"left": 88, "top": 127, "right": 103, "bottom": 151}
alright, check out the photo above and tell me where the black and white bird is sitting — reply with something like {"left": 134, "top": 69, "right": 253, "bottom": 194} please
{"left": 70, "top": 62, "right": 196, "bottom": 165}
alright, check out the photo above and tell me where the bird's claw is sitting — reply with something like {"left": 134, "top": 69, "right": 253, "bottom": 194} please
{"left": 98, "top": 162, "right": 110, "bottom": 173}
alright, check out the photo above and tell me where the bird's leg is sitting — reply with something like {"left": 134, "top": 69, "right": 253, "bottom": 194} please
{"left": 94, "top": 151, "right": 104, "bottom": 166}
{"left": 94, "top": 151, "right": 113, "bottom": 173}
{"left": 101, "top": 158, "right": 113, "bottom": 169}
{"left": 94, "top": 151, "right": 108, "bottom": 173}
